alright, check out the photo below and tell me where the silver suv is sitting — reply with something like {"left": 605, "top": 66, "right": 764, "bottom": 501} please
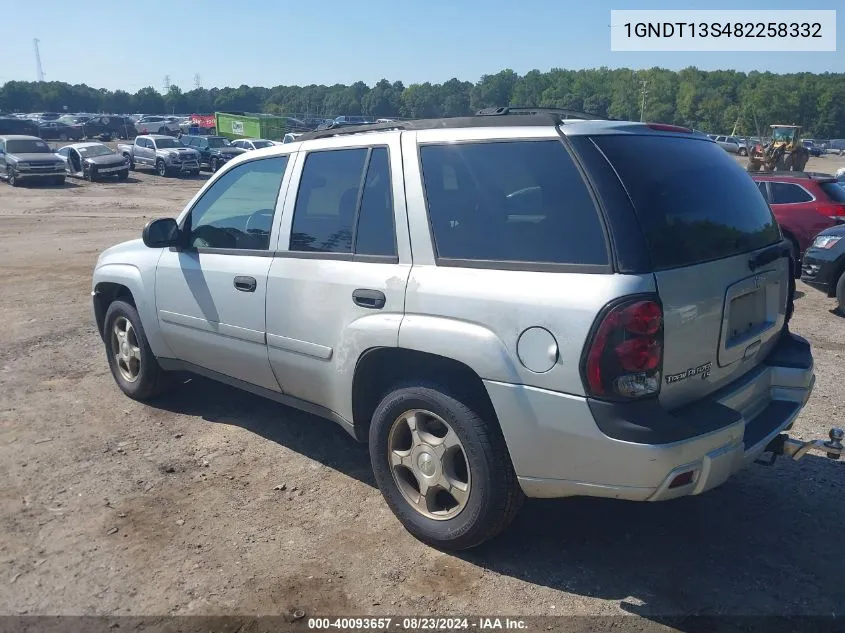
{"left": 92, "top": 110, "right": 840, "bottom": 550}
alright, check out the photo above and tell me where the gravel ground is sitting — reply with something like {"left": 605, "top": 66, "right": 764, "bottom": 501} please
{"left": 0, "top": 151, "right": 843, "bottom": 630}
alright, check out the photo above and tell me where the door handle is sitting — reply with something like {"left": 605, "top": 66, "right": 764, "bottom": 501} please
{"left": 234, "top": 276, "right": 257, "bottom": 292}
{"left": 352, "top": 289, "right": 386, "bottom": 309}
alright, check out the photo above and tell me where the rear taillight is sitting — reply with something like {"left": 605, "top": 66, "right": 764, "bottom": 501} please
{"left": 583, "top": 297, "right": 664, "bottom": 400}
{"left": 817, "top": 203, "right": 845, "bottom": 222}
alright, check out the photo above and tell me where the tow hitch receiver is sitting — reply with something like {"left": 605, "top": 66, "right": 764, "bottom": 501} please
{"left": 762, "top": 427, "right": 844, "bottom": 464}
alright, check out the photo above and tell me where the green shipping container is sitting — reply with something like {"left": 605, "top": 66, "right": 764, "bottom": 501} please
{"left": 215, "top": 112, "right": 288, "bottom": 141}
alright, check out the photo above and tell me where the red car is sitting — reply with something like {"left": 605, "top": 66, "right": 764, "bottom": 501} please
{"left": 752, "top": 172, "right": 845, "bottom": 268}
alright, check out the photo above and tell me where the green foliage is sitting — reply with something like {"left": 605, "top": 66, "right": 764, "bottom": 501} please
{"left": 1, "top": 67, "right": 842, "bottom": 137}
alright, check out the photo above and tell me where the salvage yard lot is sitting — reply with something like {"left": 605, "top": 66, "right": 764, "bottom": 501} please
{"left": 0, "top": 153, "right": 843, "bottom": 624}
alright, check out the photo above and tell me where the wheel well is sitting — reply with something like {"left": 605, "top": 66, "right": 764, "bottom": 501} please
{"left": 93, "top": 283, "right": 135, "bottom": 339}
{"left": 351, "top": 348, "right": 499, "bottom": 442}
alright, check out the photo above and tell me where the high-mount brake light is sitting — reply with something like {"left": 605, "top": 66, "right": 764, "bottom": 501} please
{"left": 646, "top": 123, "right": 692, "bottom": 133}
{"left": 583, "top": 298, "right": 664, "bottom": 400}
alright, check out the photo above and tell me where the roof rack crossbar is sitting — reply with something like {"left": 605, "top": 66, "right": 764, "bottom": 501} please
{"left": 475, "top": 106, "right": 606, "bottom": 121}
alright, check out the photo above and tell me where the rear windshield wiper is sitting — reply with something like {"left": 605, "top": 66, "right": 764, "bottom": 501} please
{"left": 748, "top": 242, "right": 790, "bottom": 271}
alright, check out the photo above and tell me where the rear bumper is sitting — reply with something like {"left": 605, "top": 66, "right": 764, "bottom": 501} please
{"left": 486, "top": 332, "right": 814, "bottom": 501}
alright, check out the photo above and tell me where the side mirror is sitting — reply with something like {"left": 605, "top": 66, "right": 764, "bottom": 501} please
{"left": 142, "top": 218, "right": 180, "bottom": 248}
{"left": 49, "top": 145, "right": 58, "bottom": 153}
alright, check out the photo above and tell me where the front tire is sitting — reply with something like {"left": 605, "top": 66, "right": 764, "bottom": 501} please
{"left": 210, "top": 157, "right": 219, "bottom": 173}
{"left": 369, "top": 384, "right": 523, "bottom": 550}
{"left": 103, "top": 300, "right": 169, "bottom": 400}
{"left": 7, "top": 167, "right": 18, "bottom": 187}
{"left": 156, "top": 159, "right": 168, "bottom": 177}
{"left": 118, "top": 170, "right": 128, "bottom": 181}
{"left": 836, "top": 270, "right": 845, "bottom": 314}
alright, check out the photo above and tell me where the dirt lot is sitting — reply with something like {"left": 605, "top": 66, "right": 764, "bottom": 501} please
{"left": 0, "top": 150, "right": 843, "bottom": 628}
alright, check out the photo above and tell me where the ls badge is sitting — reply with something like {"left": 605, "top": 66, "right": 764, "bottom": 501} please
{"left": 665, "top": 362, "right": 712, "bottom": 384}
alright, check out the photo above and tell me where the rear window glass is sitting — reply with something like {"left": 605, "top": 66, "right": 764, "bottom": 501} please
{"left": 419, "top": 140, "right": 608, "bottom": 266}
{"left": 820, "top": 182, "right": 845, "bottom": 203}
{"left": 593, "top": 135, "right": 780, "bottom": 270}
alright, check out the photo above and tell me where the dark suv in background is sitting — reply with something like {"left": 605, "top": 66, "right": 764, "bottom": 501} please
{"left": 82, "top": 116, "right": 138, "bottom": 140}
{"left": 0, "top": 117, "right": 38, "bottom": 137}
{"left": 179, "top": 135, "right": 246, "bottom": 172}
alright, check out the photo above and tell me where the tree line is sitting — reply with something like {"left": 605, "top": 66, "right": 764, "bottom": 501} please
{"left": 2, "top": 67, "right": 844, "bottom": 137}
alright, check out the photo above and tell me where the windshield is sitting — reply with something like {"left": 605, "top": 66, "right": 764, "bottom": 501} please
{"left": 6, "top": 139, "right": 52, "bottom": 153}
{"left": 252, "top": 140, "right": 273, "bottom": 148}
{"left": 772, "top": 128, "right": 794, "bottom": 143}
{"left": 78, "top": 145, "right": 114, "bottom": 158}
{"left": 207, "top": 137, "right": 231, "bottom": 148}
{"left": 593, "top": 134, "right": 780, "bottom": 270}
{"left": 155, "top": 138, "right": 181, "bottom": 149}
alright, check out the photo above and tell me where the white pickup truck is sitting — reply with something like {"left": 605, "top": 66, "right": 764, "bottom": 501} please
{"left": 117, "top": 134, "right": 200, "bottom": 177}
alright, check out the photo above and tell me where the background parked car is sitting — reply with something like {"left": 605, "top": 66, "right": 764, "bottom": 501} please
{"left": 0, "top": 116, "right": 38, "bottom": 136}
{"left": 714, "top": 135, "right": 748, "bottom": 156}
{"left": 82, "top": 115, "right": 137, "bottom": 140}
{"left": 801, "top": 224, "right": 845, "bottom": 311}
{"left": 802, "top": 140, "right": 823, "bottom": 157}
{"left": 36, "top": 120, "right": 83, "bottom": 141}
{"left": 0, "top": 134, "right": 66, "bottom": 186}
{"left": 56, "top": 142, "right": 130, "bottom": 181}
{"left": 753, "top": 172, "right": 845, "bottom": 272}
{"left": 179, "top": 134, "right": 246, "bottom": 172}
{"left": 134, "top": 116, "right": 180, "bottom": 135}
{"left": 230, "top": 138, "right": 276, "bottom": 150}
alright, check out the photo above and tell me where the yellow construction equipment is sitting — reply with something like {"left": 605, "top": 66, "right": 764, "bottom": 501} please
{"left": 747, "top": 125, "right": 810, "bottom": 172}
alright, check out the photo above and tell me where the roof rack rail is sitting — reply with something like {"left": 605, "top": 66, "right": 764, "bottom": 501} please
{"left": 475, "top": 106, "right": 606, "bottom": 120}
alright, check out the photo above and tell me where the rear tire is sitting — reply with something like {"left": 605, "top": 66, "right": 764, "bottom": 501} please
{"left": 738, "top": 147, "right": 748, "bottom": 156}
{"left": 118, "top": 170, "right": 128, "bottom": 181}
{"left": 369, "top": 383, "right": 523, "bottom": 550}
{"left": 53, "top": 176, "right": 65, "bottom": 186}
{"left": 103, "top": 300, "right": 170, "bottom": 401}
{"left": 190, "top": 169, "right": 200, "bottom": 177}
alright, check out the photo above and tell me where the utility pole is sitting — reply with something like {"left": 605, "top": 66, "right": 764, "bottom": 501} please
{"left": 194, "top": 74, "right": 201, "bottom": 90}
{"left": 33, "top": 39, "right": 45, "bottom": 82}
{"left": 639, "top": 79, "right": 649, "bottom": 122}
{"left": 163, "top": 75, "right": 171, "bottom": 92}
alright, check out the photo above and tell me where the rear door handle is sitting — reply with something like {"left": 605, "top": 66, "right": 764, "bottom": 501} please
{"left": 352, "top": 289, "right": 386, "bottom": 309}
{"left": 234, "top": 276, "right": 257, "bottom": 292}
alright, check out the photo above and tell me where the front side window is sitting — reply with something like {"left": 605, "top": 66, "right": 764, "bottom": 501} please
{"left": 771, "top": 182, "right": 812, "bottom": 204}
{"left": 290, "top": 147, "right": 397, "bottom": 256}
{"left": 420, "top": 140, "right": 607, "bottom": 265}
{"left": 186, "top": 156, "right": 288, "bottom": 251}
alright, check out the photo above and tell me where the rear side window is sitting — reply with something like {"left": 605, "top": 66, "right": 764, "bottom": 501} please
{"left": 290, "top": 147, "right": 396, "bottom": 257}
{"left": 771, "top": 182, "right": 813, "bottom": 204}
{"left": 820, "top": 182, "right": 845, "bottom": 203}
{"left": 593, "top": 135, "right": 780, "bottom": 270}
{"left": 419, "top": 140, "right": 607, "bottom": 265}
